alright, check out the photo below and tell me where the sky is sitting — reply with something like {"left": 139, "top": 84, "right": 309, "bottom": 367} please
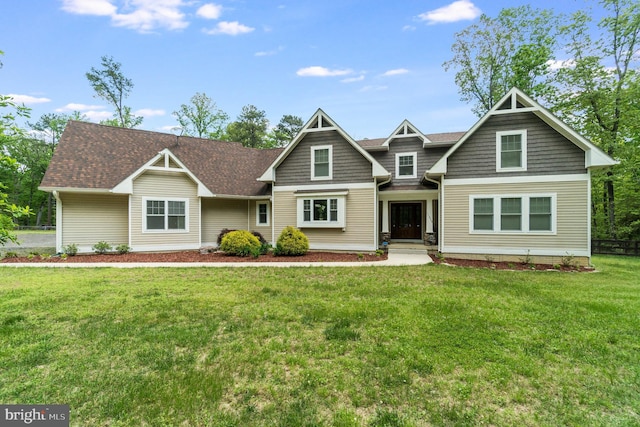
{"left": 2, "top": 0, "right": 595, "bottom": 141}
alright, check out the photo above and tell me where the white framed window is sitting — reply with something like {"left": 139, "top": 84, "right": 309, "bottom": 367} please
{"left": 311, "top": 145, "right": 332, "bottom": 180}
{"left": 469, "top": 194, "right": 555, "bottom": 234}
{"left": 395, "top": 152, "right": 417, "bottom": 179}
{"left": 297, "top": 194, "right": 346, "bottom": 228}
{"left": 143, "top": 198, "right": 189, "bottom": 232}
{"left": 496, "top": 130, "right": 527, "bottom": 172}
{"left": 256, "top": 201, "right": 270, "bottom": 226}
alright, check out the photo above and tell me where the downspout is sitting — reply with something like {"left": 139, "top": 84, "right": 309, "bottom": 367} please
{"left": 376, "top": 175, "right": 392, "bottom": 248}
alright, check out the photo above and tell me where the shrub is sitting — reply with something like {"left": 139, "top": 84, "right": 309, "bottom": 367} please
{"left": 3, "top": 251, "right": 18, "bottom": 259}
{"left": 218, "top": 228, "right": 268, "bottom": 251}
{"left": 220, "top": 230, "right": 261, "bottom": 257}
{"left": 63, "top": 243, "right": 78, "bottom": 256}
{"left": 274, "top": 226, "right": 309, "bottom": 256}
{"left": 92, "top": 241, "right": 112, "bottom": 255}
{"left": 115, "top": 244, "right": 131, "bottom": 255}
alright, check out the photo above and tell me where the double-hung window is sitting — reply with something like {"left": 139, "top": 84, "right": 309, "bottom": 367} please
{"left": 497, "top": 130, "right": 527, "bottom": 171}
{"left": 144, "top": 198, "right": 188, "bottom": 232}
{"left": 396, "top": 152, "right": 417, "bottom": 179}
{"left": 256, "top": 201, "right": 270, "bottom": 226}
{"left": 297, "top": 193, "right": 346, "bottom": 228}
{"left": 470, "top": 194, "right": 554, "bottom": 234}
{"left": 311, "top": 145, "right": 332, "bottom": 180}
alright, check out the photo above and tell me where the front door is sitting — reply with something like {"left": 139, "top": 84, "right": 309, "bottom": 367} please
{"left": 390, "top": 203, "right": 422, "bottom": 239}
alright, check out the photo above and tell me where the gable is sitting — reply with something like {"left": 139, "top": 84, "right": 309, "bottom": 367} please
{"left": 446, "top": 112, "right": 587, "bottom": 179}
{"left": 428, "top": 87, "right": 617, "bottom": 175}
{"left": 259, "top": 109, "right": 389, "bottom": 183}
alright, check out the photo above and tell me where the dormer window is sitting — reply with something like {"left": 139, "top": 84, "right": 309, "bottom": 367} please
{"left": 396, "top": 152, "right": 417, "bottom": 179}
{"left": 497, "top": 130, "right": 527, "bottom": 172}
{"left": 311, "top": 145, "right": 332, "bottom": 180}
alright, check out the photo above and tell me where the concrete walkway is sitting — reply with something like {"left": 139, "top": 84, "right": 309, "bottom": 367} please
{"left": 1, "top": 251, "right": 432, "bottom": 268}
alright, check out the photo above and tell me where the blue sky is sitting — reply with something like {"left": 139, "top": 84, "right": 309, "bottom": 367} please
{"left": 2, "top": 0, "right": 593, "bottom": 140}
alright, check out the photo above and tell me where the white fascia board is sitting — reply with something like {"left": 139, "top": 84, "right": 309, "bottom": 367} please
{"left": 38, "top": 187, "right": 112, "bottom": 194}
{"left": 382, "top": 119, "right": 429, "bottom": 147}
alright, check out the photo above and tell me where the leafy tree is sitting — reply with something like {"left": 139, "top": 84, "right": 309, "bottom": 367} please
{"left": 172, "top": 92, "right": 229, "bottom": 139}
{"left": 0, "top": 50, "right": 32, "bottom": 243}
{"left": 86, "top": 55, "right": 142, "bottom": 128}
{"left": 266, "top": 114, "right": 304, "bottom": 148}
{"left": 443, "top": 5, "right": 560, "bottom": 116}
{"left": 225, "top": 105, "right": 269, "bottom": 148}
{"left": 553, "top": 0, "right": 640, "bottom": 239}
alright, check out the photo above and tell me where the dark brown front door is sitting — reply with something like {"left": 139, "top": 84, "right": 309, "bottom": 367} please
{"left": 390, "top": 203, "right": 422, "bottom": 239}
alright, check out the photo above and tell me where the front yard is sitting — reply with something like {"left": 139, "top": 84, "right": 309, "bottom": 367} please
{"left": 1, "top": 256, "right": 639, "bottom": 426}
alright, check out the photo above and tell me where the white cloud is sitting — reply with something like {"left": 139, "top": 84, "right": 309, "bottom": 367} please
{"left": 84, "top": 110, "right": 114, "bottom": 122}
{"left": 61, "top": 0, "right": 117, "bottom": 16}
{"left": 546, "top": 59, "right": 576, "bottom": 70}
{"left": 382, "top": 68, "right": 409, "bottom": 77}
{"left": 55, "top": 103, "right": 105, "bottom": 112}
{"left": 7, "top": 94, "right": 51, "bottom": 105}
{"left": 196, "top": 3, "right": 222, "bottom": 20}
{"left": 341, "top": 75, "right": 365, "bottom": 83}
{"left": 418, "top": 0, "right": 481, "bottom": 24}
{"left": 297, "top": 66, "right": 353, "bottom": 77}
{"left": 255, "top": 46, "right": 284, "bottom": 57}
{"left": 135, "top": 108, "right": 165, "bottom": 117}
{"left": 61, "top": 0, "right": 189, "bottom": 33}
{"left": 402, "top": 25, "right": 416, "bottom": 31}
{"left": 203, "top": 21, "right": 254, "bottom": 35}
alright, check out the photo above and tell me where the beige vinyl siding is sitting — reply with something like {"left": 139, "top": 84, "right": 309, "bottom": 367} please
{"left": 273, "top": 187, "right": 376, "bottom": 250}
{"left": 201, "top": 198, "right": 250, "bottom": 245}
{"left": 442, "top": 179, "right": 588, "bottom": 252}
{"left": 131, "top": 171, "right": 199, "bottom": 249}
{"left": 60, "top": 193, "right": 128, "bottom": 250}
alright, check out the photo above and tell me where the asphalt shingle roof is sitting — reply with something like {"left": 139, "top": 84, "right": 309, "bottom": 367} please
{"left": 41, "top": 121, "right": 283, "bottom": 197}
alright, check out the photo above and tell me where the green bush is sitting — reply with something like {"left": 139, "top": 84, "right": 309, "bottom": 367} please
{"left": 115, "top": 244, "right": 131, "bottom": 255}
{"left": 274, "top": 226, "right": 309, "bottom": 256}
{"left": 220, "top": 230, "right": 261, "bottom": 258}
{"left": 92, "top": 241, "right": 112, "bottom": 255}
{"left": 63, "top": 243, "right": 78, "bottom": 256}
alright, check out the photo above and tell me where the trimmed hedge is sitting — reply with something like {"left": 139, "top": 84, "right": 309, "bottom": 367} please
{"left": 274, "top": 226, "right": 309, "bottom": 256}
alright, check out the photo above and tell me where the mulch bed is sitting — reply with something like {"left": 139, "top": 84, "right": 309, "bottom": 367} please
{"left": 431, "top": 256, "right": 593, "bottom": 272}
{"left": 1, "top": 250, "right": 387, "bottom": 264}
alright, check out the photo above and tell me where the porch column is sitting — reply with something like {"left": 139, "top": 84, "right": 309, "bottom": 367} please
{"left": 381, "top": 201, "right": 389, "bottom": 233}
{"left": 426, "top": 198, "right": 433, "bottom": 233}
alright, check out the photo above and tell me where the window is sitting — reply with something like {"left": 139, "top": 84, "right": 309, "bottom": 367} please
{"left": 470, "top": 194, "right": 555, "bottom": 234}
{"left": 256, "top": 201, "right": 269, "bottom": 226}
{"left": 473, "top": 198, "right": 494, "bottom": 230}
{"left": 496, "top": 130, "right": 527, "bottom": 171}
{"left": 529, "top": 197, "right": 552, "bottom": 231}
{"left": 144, "top": 198, "right": 188, "bottom": 232}
{"left": 311, "top": 145, "right": 332, "bottom": 180}
{"left": 297, "top": 194, "right": 346, "bottom": 228}
{"left": 500, "top": 198, "right": 521, "bottom": 231}
{"left": 395, "top": 152, "right": 417, "bottom": 179}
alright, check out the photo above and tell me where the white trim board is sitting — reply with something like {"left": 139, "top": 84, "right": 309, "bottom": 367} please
{"left": 443, "top": 174, "right": 589, "bottom": 186}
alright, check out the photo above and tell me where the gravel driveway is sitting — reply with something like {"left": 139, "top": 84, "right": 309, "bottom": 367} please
{"left": 4, "top": 232, "right": 56, "bottom": 250}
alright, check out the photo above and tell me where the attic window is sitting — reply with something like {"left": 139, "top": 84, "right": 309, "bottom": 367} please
{"left": 395, "top": 152, "right": 417, "bottom": 179}
{"left": 311, "top": 145, "right": 332, "bottom": 180}
{"left": 496, "top": 130, "right": 527, "bottom": 172}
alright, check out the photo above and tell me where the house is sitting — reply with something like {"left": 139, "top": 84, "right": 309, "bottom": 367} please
{"left": 40, "top": 88, "right": 616, "bottom": 265}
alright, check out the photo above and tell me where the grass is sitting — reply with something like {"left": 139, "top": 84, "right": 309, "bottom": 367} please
{"left": 1, "top": 256, "right": 639, "bottom": 426}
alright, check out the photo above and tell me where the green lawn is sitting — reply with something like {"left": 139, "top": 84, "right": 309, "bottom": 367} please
{"left": 1, "top": 256, "right": 639, "bottom": 426}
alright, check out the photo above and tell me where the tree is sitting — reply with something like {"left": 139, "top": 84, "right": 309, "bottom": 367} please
{"left": 443, "top": 5, "right": 560, "bottom": 116}
{"left": 266, "top": 114, "right": 304, "bottom": 148}
{"left": 0, "top": 50, "right": 32, "bottom": 244}
{"left": 86, "top": 55, "right": 142, "bottom": 128}
{"left": 225, "top": 105, "right": 269, "bottom": 148}
{"left": 552, "top": 0, "right": 640, "bottom": 239}
{"left": 172, "top": 92, "right": 229, "bottom": 139}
